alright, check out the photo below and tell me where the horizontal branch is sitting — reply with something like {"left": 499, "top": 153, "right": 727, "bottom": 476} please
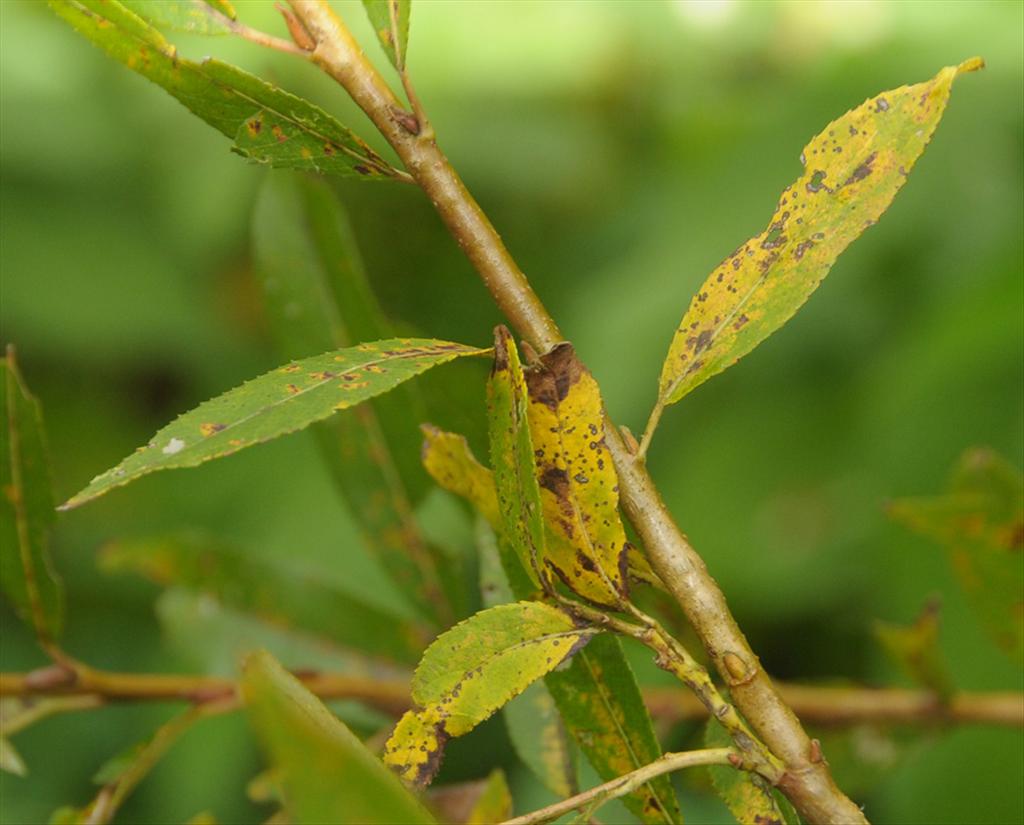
{"left": 501, "top": 747, "right": 736, "bottom": 825}
{"left": 4, "top": 665, "right": 1019, "bottom": 729}
{"left": 0, "top": 664, "right": 410, "bottom": 717}
{"left": 646, "top": 683, "right": 1024, "bottom": 729}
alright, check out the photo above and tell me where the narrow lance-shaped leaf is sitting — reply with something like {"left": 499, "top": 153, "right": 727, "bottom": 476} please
{"left": 61, "top": 339, "right": 486, "bottom": 510}
{"left": 424, "top": 426, "right": 677, "bottom": 823}
{"left": 656, "top": 58, "right": 984, "bottom": 409}
{"left": 888, "top": 447, "right": 1023, "bottom": 664}
{"left": 50, "top": 0, "right": 406, "bottom": 180}
{"left": 487, "top": 327, "right": 545, "bottom": 588}
{"left": 704, "top": 721, "right": 786, "bottom": 825}
{"left": 524, "top": 343, "right": 629, "bottom": 607}
{"left": 0, "top": 348, "right": 63, "bottom": 642}
{"left": 361, "top": 0, "right": 411, "bottom": 71}
{"left": 873, "top": 598, "right": 954, "bottom": 701}
{"left": 120, "top": 0, "right": 235, "bottom": 34}
{"left": 100, "top": 532, "right": 429, "bottom": 663}
{"left": 384, "top": 602, "right": 598, "bottom": 787}
{"left": 546, "top": 635, "right": 683, "bottom": 825}
{"left": 243, "top": 650, "right": 436, "bottom": 825}
{"left": 254, "top": 175, "right": 446, "bottom": 625}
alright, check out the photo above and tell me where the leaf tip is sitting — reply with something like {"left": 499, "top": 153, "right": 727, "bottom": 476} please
{"left": 957, "top": 56, "right": 985, "bottom": 75}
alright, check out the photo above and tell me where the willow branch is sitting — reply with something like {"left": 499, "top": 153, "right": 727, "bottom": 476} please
{"left": 284, "top": 3, "right": 866, "bottom": 822}
{"left": 646, "top": 684, "right": 1024, "bottom": 728}
{"left": 0, "top": 665, "right": 410, "bottom": 717}
{"left": 501, "top": 748, "right": 736, "bottom": 825}
{"left": 4, "top": 666, "right": 1020, "bottom": 730}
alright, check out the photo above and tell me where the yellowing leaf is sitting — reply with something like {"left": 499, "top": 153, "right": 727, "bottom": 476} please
{"left": 547, "top": 635, "right": 682, "bottom": 824}
{"left": 61, "top": 339, "right": 486, "bottom": 510}
{"left": 243, "top": 650, "right": 435, "bottom": 825}
{"left": 421, "top": 425, "right": 501, "bottom": 527}
{"left": 705, "top": 721, "right": 785, "bottom": 825}
{"left": 657, "top": 59, "right": 983, "bottom": 409}
{"left": 488, "top": 327, "right": 546, "bottom": 589}
{"left": 0, "top": 348, "right": 64, "bottom": 643}
{"left": 524, "top": 344, "right": 629, "bottom": 607}
{"left": 889, "top": 447, "right": 1023, "bottom": 664}
{"left": 384, "top": 602, "right": 597, "bottom": 787}
{"left": 361, "top": 0, "right": 411, "bottom": 71}
{"left": 466, "top": 768, "right": 513, "bottom": 825}
{"left": 50, "top": 0, "right": 405, "bottom": 180}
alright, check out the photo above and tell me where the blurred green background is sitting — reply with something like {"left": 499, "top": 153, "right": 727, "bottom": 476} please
{"left": 2, "top": 0, "right": 1021, "bottom": 823}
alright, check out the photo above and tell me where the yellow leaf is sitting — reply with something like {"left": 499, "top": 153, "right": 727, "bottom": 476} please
{"left": 524, "top": 344, "right": 629, "bottom": 607}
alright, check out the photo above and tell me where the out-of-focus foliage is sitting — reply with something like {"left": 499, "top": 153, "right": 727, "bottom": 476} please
{"left": 2, "top": 1, "right": 1021, "bottom": 823}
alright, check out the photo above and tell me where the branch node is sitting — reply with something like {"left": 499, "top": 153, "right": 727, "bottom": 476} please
{"left": 24, "top": 663, "right": 76, "bottom": 691}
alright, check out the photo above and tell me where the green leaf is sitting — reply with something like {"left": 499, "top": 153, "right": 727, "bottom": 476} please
{"left": 49, "top": 0, "right": 406, "bottom": 180}
{"left": 361, "top": 0, "right": 411, "bottom": 71}
{"left": 61, "top": 339, "right": 486, "bottom": 510}
{"left": 100, "top": 532, "right": 429, "bottom": 662}
{"left": 384, "top": 602, "right": 598, "bottom": 787}
{"left": 656, "top": 59, "right": 984, "bottom": 408}
{"left": 120, "top": 0, "right": 234, "bottom": 34}
{"left": 888, "top": 447, "right": 1023, "bottom": 664}
{"left": 252, "top": 175, "right": 444, "bottom": 622}
{"left": 524, "top": 343, "right": 629, "bottom": 607}
{"left": 546, "top": 634, "right": 682, "bottom": 824}
{"left": 466, "top": 768, "right": 513, "bottom": 825}
{"left": 487, "top": 327, "right": 545, "bottom": 589}
{"left": 705, "top": 721, "right": 785, "bottom": 825}
{"left": 243, "top": 649, "right": 435, "bottom": 825}
{"left": 0, "top": 347, "right": 64, "bottom": 642}
{"left": 504, "top": 680, "right": 576, "bottom": 800}
{"left": 154, "top": 588, "right": 412, "bottom": 691}
{"left": 873, "top": 599, "right": 954, "bottom": 700}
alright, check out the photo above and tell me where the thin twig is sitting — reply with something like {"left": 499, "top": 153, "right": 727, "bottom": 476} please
{"left": 500, "top": 748, "right": 736, "bottom": 825}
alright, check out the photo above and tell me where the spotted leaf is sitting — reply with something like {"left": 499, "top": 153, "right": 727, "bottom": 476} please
{"left": 50, "top": 0, "right": 406, "bottom": 180}
{"left": 253, "top": 175, "right": 446, "bottom": 625}
{"left": 657, "top": 59, "right": 983, "bottom": 409}
{"left": 120, "top": 0, "right": 235, "bottom": 34}
{"left": 0, "top": 348, "right": 63, "bottom": 643}
{"left": 524, "top": 343, "right": 629, "bottom": 607}
{"left": 889, "top": 447, "right": 1023, "bottom": 664}
{"left": 384, "top": 602, "right": 598, "bottom": 787}
{"left": 243, "top": 650, "right": 436, "bottom": 825}
{"left": 62, "top": 340, "right": 487, "bottom": 510}
{"left": 487, "top": 327, "right": 546, "bottom": 589}
{"left": 361, "top": 0, "right": 411, "bottom": 71}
